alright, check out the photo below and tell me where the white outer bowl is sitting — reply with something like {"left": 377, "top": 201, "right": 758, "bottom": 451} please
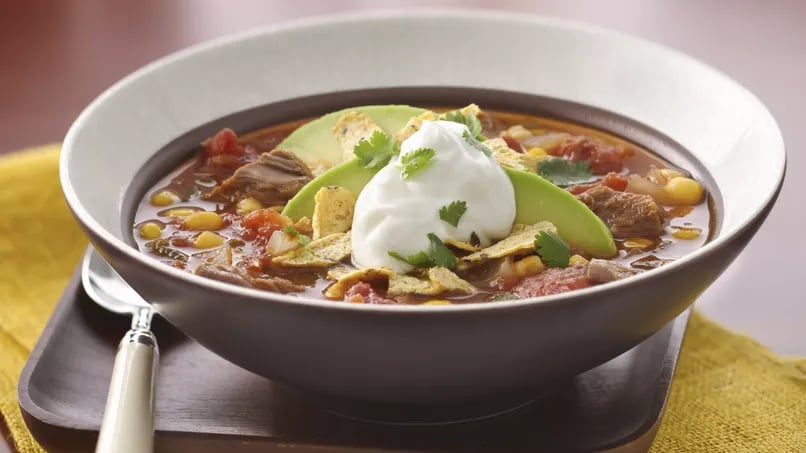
{"left": 60, "top": 11, "right": 784, "bottom": 405}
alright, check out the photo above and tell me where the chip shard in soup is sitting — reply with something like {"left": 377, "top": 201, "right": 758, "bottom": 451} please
{"left": 351, "top": 120, "right": 516, "bottom": 273}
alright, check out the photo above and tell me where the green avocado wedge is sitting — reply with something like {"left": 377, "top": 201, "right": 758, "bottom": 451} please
{"left": 279, "top": 104, "right": 616, "bottom": 258}
{"left": 283, "top": 162, "right": 616, "bottom": 258}
{"left": 504, "top": 168, "right": 616, "bottom": 258}
{"left": 277, "top": 105, "right": 427, "bottom": 169}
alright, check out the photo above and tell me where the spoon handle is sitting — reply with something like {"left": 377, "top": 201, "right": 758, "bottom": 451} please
{"left": 95, "top": 329, "right": 158, "bottom": 453}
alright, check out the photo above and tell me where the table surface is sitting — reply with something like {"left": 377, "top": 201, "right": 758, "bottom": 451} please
{"left": 0, "top": 0, "right": 803, "bottom": 450}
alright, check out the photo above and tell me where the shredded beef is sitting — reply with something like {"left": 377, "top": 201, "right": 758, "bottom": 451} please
{"left": 205, "top": 149, "right": 313, "bottom": 205}
{"left": 195, "top": 263, "right": 303, "bottom": 293}
{"left": 344, "top": 282, "right": 400, "bottom": 305}
{"left": 576, "top": 186, "right": 666, "bottom": 238}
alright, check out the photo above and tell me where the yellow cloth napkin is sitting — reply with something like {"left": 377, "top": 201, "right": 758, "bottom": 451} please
{"left": 0, "top": 145, "right": 804, "bottom": 452}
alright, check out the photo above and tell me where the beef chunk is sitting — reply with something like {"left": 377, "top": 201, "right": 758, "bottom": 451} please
{"left": 511, "top": 265, "right": 592, "bottom": 298}
{"left": 577, "top": 186, "right": 666, "bottom": 238}
{"left": 551, "top": 136, "right": 631, "bottom": 174}
{"left": 586, "top": 259, "right": 636, "bottom": 283}
{"left": 206, "top": 150, "right": 313, "bottom": 205}
{"left": 195, "top": 263, "right": 304, "bottom": 293}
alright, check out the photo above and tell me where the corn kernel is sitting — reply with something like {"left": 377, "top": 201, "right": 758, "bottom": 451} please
{"left": 623, "top": 237, "right": 654, "bottom": 249}
{"left": 569, "top": 255, "right": 589, "bottom": 266}
{"left": 665, "top": 177, "right": 704, "bottom": 205}
{"left": 269, "top": 205, "right": 285, "bottom": 213}
{"left": 672, "top": 227, "right": 702, "bottom": 240}
{"left": 513, "top": 255, "right": 545, "bottom": 278}
{"left": 527, "top": 147, "right": 548, "bottom": 157}
{"left": 236, "top": 197, "right": 263, "bottom": 215}
{"left": 163, "top": 207, "right": 197, "bottom": 218}
{"left": 138, "top": 222, "right": 162, "bottom": 240}
{"left": 193, "top": 231, "right": 225, "bottom": 249}
{"left": 182, "top": 211, "right": 224, "bottom": 231}
{"left": 422, "top": 300, "right": 452, "bottom": 305}
{"left": 150, "top": 190, "right": 178, "bottom": 207}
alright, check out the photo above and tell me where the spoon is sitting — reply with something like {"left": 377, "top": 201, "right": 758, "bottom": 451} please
{"left": 81, "top": 247, "right": 157, "bottom": 453}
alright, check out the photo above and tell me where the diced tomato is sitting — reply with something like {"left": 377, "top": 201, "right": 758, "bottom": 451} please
{"left": 204, "top": 128, "right": 245, "bottom": 158}
{"left": 568, "top": 172, "right": 628, "bottom": 195}
{"left": 170, "top": 236, "right": 192, "bottom": 247}
{"left": 511, "top": 266, "right": 592, "bottom": 298}
{"left": 501, "top": 135, "right": 524, "bottom": 153}
{"left": 344, "top": 282, "right": 399, "bottom": 305}
{"left": 551, "top": 136, "right": 632, "bottom": 174}
{"left": 241, "top": 208, "right": 287, "bottom": 234}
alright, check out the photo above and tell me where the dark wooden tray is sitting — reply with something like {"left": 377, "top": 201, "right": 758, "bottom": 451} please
{"left": 18, "top": 268, "right": 689, "bottom": 452}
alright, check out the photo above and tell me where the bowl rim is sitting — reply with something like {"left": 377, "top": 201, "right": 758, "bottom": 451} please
{"left": 60, "top": 9, "right": 786, "bottom": 314}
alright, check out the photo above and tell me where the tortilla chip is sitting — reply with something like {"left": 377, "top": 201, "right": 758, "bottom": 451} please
{"left": 326, "top": 264, "right": 357, "bottom": 281}
{"left": 312, "top": 186, "right": 356, "bottom": 240}
{"left": 461, "top": 222, "right": 556, "bottom": 264}
{"left": 324, "top": 267, "right": 393, "bottom": 299}
{"left": 273, "top": 232, "right": 351, "bottom": 267}
{"left": 444, "top": 238, "right": 480, "bottom": 252}
{"left": 485, "top": 138, "right": 543, "bottom": 172}
{"left": 333, "top": 111, "right": 383, "bottom": 161}
{"left": 428, "top": 267, "right": 475, "bottom": 294}
{"left": 456, "top": 103, "right": 481, "bottom": 118}
{"left": 293, "top": 216, "right": 313, "bottom": 236}
{"left": 395, "top": 110, "right": 438, "bottom": 142}
{"left": 387, "top": 267, "right": 474, "bottom": 296}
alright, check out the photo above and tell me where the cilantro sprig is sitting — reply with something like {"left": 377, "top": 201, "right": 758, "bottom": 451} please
{"left": 537, "top": 158, "right": 595, "bottom": 187}
{"left": 440, "top": 110, "right": 486, "bottom": 141}
{"left": 439, "top": 200, "right": 467, "bottom": 227}
{"left": 283, "top": 225, "right": 311, "bottom": 246}
{"left": 462, "top": 130, "right": 492, "bottom": 156}
{"left": 389, "top": 233, "right": 456, "bottom": 269}
{"left": 353, "top": 130, "right": 400, "bottom": 170}
{"left": 534, "top": 231, "right": 570, "bottom": 268}
{"left": 398, "top": 147, "right": 436, "bottom": 180}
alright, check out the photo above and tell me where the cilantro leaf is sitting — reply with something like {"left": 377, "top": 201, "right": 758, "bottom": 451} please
{"left": 398, "top": 147, "right": 436, "bottom": 180}
{"left": 537, "top": 158, "right": 595, "bottom": 187}
{"left": 282, "top": 225, "right": 311, "bottom": 246}
{"left": 427, "top": 233, "right": 456, "bottom": 268}
{"left": 353, "top": 130, "right": 400, "bottom": 170}
{"left": 388, "top": 250, "right": 432, "bottom": 267}
{"left": 440, "top": 110, "right": 486, "bottom": 140}
{"left": 439, "top": 200, "right": 467, "bottom": 227}
{"left": 534, "top": 231, "right": 570, "bottom": 268}
{"left": 388, "top": 233, "right": 456, "bottom": 269}
{"left": 462, "top": 130, "right": 492, "bottom": 156}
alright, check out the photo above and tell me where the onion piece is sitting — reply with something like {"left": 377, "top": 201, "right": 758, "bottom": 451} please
{"left": 265, "top": 231, "right": 301, "bottom": 256}
{"left": 625, "top": 175, "right": 676, "bottom": 205}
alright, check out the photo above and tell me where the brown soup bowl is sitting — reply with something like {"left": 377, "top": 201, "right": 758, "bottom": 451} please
{"left": 60, "top": 12, "right": 784, "bottom": 409}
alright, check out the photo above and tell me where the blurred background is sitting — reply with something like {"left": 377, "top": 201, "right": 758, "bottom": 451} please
{"left": 0, "top": 0, "right": 802, "bottom": 354}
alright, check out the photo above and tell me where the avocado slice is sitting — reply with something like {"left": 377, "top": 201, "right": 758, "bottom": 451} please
{"left": 283, "top": 163, "right": 615, "bottom": 258}
{"left": 280, "top": 105, "right": 616, "bottom": 258}
{"left": 277, "top": 105, "right": 427, "bottom": 169}
{"left": 504, "top": 168, "right": 616, "bottom": 258}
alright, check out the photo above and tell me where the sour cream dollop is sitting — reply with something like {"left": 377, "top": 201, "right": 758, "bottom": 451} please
{"left": 351, "top": 120, "right": 516, "bottom": 273}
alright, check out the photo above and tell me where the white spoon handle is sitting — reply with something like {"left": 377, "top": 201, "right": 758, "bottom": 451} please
{"left": 95, "top": 329, "right": 158, "bottom": 453}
